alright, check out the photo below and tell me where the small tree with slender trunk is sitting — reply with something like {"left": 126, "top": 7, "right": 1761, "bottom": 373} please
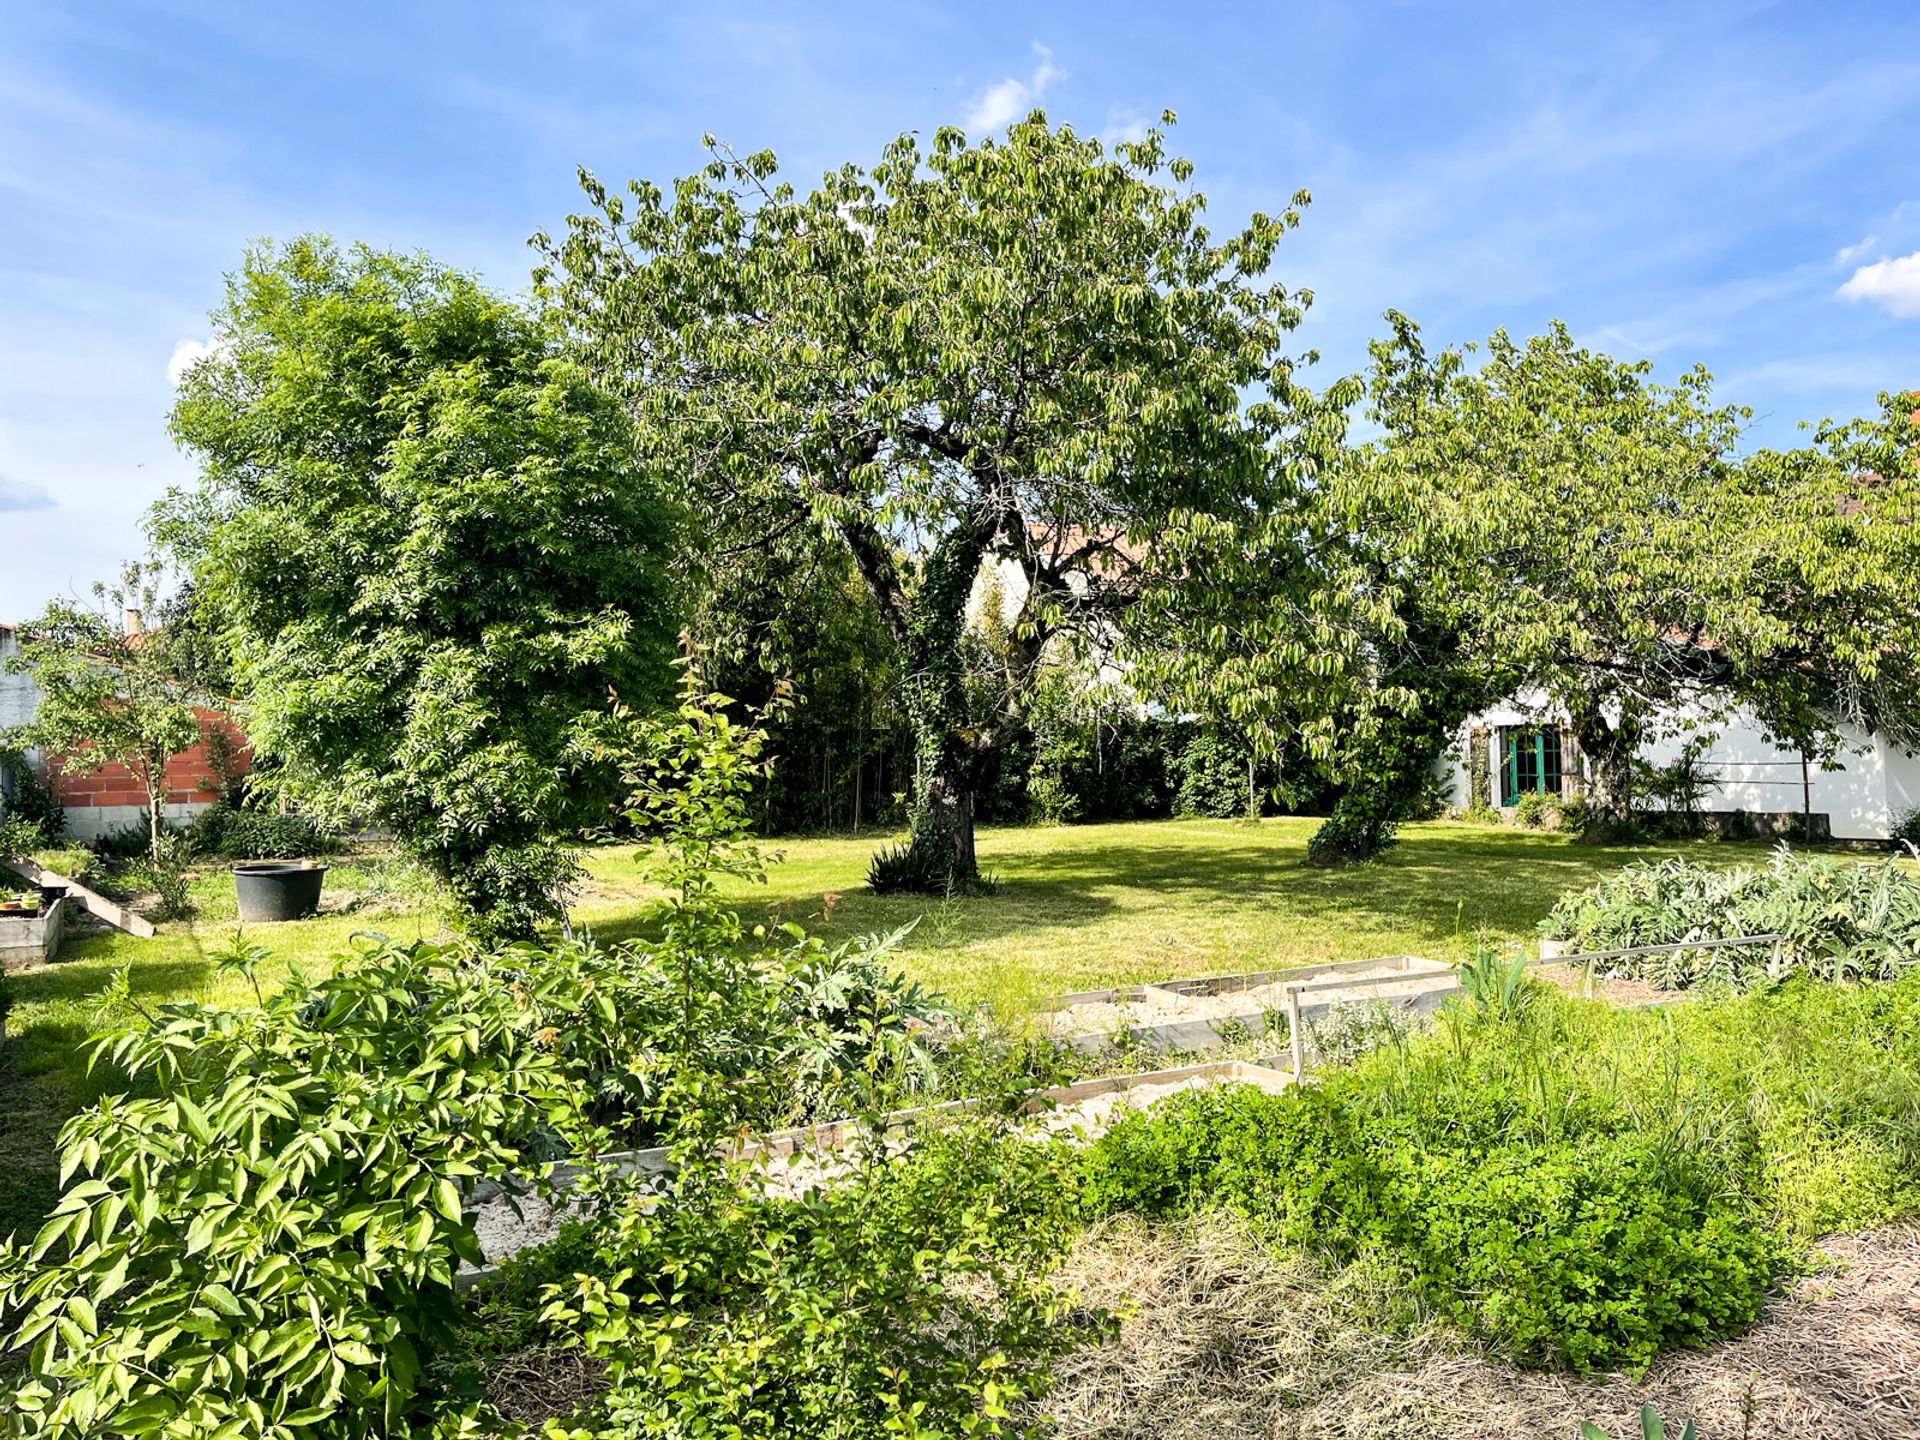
{"left": 4, "top": 563, "right": 202, "bottom": 861}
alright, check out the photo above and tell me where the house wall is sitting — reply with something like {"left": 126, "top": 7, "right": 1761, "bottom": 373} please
{"left": 44, "top": 710, "right": 250, "bottom": 841}
{"left": 1440, "top": 689, "right": 1917, "bottom": 841}
{"left": 0, "top": 629, "right": 36, "bottom": 731}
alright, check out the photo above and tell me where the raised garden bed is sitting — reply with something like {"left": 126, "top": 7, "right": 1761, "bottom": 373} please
{"left": 458, "top": 1058, "right": 1299, "bottom": 1288}
{"left": 1043, "top": 955, "right": 1461, "bottom": 1054}
{"left": 0, "top": 896, "right": 69, "bottom": 972}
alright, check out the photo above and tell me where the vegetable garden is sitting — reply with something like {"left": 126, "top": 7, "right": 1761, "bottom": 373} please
{"left": 6, "top": 693, "right": 1920, "bottom": 1438}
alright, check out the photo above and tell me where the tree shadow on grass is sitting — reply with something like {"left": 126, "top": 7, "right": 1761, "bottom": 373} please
{"left": 581, "top": 822, "right": 1756, "bottom": 966}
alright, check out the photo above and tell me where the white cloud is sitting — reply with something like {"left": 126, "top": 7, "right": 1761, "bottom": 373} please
{"left": 1835, "top": 234, "right": 1880, "bottom": 268}
{"left": 1836, "top": 252, "right": 1920, "bottom": 318}
{"left": 167, "top": 336, "right": 215, "bottom": 384}
{"left": 1105, "top": 107, "right": 1152, "bottom": 145}
{"left": 0, "top": 474, "right": 55, "bottom": 513}
{"left": 964, "top": 44, "right": 1064, "bottom": 133}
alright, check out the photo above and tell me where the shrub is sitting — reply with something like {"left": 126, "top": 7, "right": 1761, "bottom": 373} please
{"left": 1076, "top": 1073, "right": 1787, "bottom": 1373}
{"left": 1511, "top": 789, "right": 1561, "bottom": 829}
{"left": 140, "top": 832, "right": 195, "bottom": 921}
{"left": 1171, "top": 732, "right": 1254, "bottom": 819}
{"left": 0, "top": 744, "right": 63, "bottom": 848}
{"left": 88, "top": 818, "right": 157, "bottom": 865}
{"left": 544, "top": 1124, "right": 1096, "bottom": 1438}
{"left": 186, "top": 802, "right": 330, "bottom": 860}
{"left": 1893, "top": 806, "right": 1920, "bottom": 847}
{"left": 1307, "top": 999, "right": 1428, "bottom": 1067}
{"left": 869, "top": 839, "right": 953, "bottom": 894}
{"left": 1542, "top": 847, "right": 1920, "bottom": 986}
{"left": 0, "top": 935, "right": 587, "bottom": 1438}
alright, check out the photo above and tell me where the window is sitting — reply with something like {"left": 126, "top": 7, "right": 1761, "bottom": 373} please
{"left": 1500, "top": 727, "right": 1562, "bottom": 805}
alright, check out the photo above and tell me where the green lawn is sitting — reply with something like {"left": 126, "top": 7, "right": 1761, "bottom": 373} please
{"left": 580, "top": 817, "right": 1779, "bottom": 1009}
{"left": 0, "top": 817, "right": 1779, "bottom": 1237}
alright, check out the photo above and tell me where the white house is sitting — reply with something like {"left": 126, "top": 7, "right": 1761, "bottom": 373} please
{"left": 1437, "top": 688, "right": 1920, "bottom": 841}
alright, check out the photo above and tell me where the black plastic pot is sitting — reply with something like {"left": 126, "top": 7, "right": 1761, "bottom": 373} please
{"left": 36, "top": 885, "right": 66, "bottom": 907}
{"left": 233, "top": 863, "right": 326, "bottom": 923}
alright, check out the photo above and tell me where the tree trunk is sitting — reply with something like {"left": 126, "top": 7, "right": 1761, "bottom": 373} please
{"left": 904, "top": 744, "right": 979, "bottom": 889}
{"left": 141, "top": 753, "right": 165, "bottom": 861}
{"left": 1569, "top": 706, "right": 1640, "bottom": 842}
{"left": 885, "top": 506, "right": 1001, "bottom": 892}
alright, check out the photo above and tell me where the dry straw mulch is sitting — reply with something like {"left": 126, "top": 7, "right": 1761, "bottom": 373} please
{"left": 1041, "top": 1215, "right": 1920, "bottom": 1440}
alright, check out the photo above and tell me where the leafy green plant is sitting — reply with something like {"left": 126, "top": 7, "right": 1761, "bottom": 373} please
{"left": 868, "top": 838, "right": 953, "bottom": 895}
{"left": 0, "top": 935, "right": 588, "bottom": 1438}
{"left": 1892, "top": 806, "right": 1920, "bottom": 847}
{"left": 1542, "top": 847, "right": 1920, "bottom": 986}
{"left": 1453, "top": 944, "right": 1537, "bottom": 1022}
{"left": 139, "top": 831, "right": 195, "bottom": 921}
{"left": 543, "top": 1123, "right": 1096, "bottom": 1439}
{"left": 1511, "top": 789, "right": 1561, "bottom": 830}
{"left": 162, "top": 237, "right": 680, "bottom": 941}
{"left": 187, "top": 803, "right": 330, "bottom": 860}
{"left": 0, "top": 815, "right": 49, "bottom": 864}
{"left": 1077, "top": 1071, "right": 1786, "bottom": 1372}
{"left": 780, "top": 926, "right": 952, "bottom": 1113}
{"left": 1582, "top": 1405, "right": 1700, "bottom": 1440}
{"left": 1306, "top": 999, "right": 1427, "bottom": 1068}
{"left": 0, "top": 743, "right": 63, "bottom": 848}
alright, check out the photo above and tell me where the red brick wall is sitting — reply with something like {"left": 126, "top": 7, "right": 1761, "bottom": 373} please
{"left": 45, "top": 710, "right": 251, "bottom": 808}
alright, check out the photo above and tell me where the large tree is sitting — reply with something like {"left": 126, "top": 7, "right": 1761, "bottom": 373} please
{"left": 534, "top": 114, "right": 1357, "bottom": 890}
{"left": 162, "top": 238, "right": 680, "bottom": 936}
{"left": 1324, "top": 322, "right": 1920, "bottom": 840}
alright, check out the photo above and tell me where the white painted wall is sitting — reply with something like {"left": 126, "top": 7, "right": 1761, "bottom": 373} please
{"left": 1440, "top": 688, "right": 1919, "bottom": 841}
{"left": 0, "top": 627, "right": 42, "bottom": 824}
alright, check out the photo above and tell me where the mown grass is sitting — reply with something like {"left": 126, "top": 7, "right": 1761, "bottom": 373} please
{"left": 578, "top": 817, "right": 1781, "bottom": 1009}
{"left": 0, "top": 817, "right": 1790, "bottom": 1239}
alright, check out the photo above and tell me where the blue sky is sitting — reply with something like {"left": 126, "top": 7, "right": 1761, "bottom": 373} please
{"left": 4, "top": 2, "right": 1919, "bottom": 622}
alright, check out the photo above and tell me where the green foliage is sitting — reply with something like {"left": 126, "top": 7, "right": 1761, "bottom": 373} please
{"left": 1542, "top": 848, "right": 1920, "bottom": 985}
{"left": 1305, "top": 999, "right": 1428, "bottom": 1068}
{"left": 1078, "top": 1043, "right": 1789, "bottom": 1369}
{"left": 780, "top": 926, "right": 951, "bottom": 1112}
{"left": 1171, "top": 732, "right": 1255, "bottom": 820}
{"left": 162, "top": 237, "right": 680, "bottom": 939}
{"left": 1453, "top": 945, "right": 1538, "bottom": 1023}
{"left": 542, "top": 1126, "right": 1095, "bottom": 1439}
{"left": 1892, "top": 807, "right": 1920, "bottom": 847}
{"left": 1307, "top": 625, "right": 1502, "bottom": 864}
{"left": 1082, "top": 974, "right": 1920, "bottom": 1370}
{"left": 868, "top": 839, "right": 956, "bottom": 895}
{"left": 140, "top": 832, "right": 195, "bottom": 922}
{"left": 1632, "top": 736, "right": 1719, "bottom": 835}
{"left": 691, "top": 532, "right": 912, "bottom": 835}
{"left": 3, "top": 562, "right": 203, "bottom": 863}
{"left": 542, "top": 674, "right": 1097, "bottom": 1437}
{"left": 539, "top": 113, "right": 1356, "bottom": 888}
{"left": 1511, "top": 790, "right": 1561, "bottom": 830}
{"left": 0, "top": 744, "right": 64, "bottom": 848}
{"left": 0, "top": 934, "right": 588, "bottom": 1438}
{"left": 87, "top": 819, "right": 158, "bottom": 865}
{"left": 1582, "top": 1408, "right": 1700, "bottom": 1440}
{"left": 186, "top": 802, "right": 329, "bottom": 860}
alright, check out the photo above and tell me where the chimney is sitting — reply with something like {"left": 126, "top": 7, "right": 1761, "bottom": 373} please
{"left": 124, "top": 607, "right": 143, "bottom": 638}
